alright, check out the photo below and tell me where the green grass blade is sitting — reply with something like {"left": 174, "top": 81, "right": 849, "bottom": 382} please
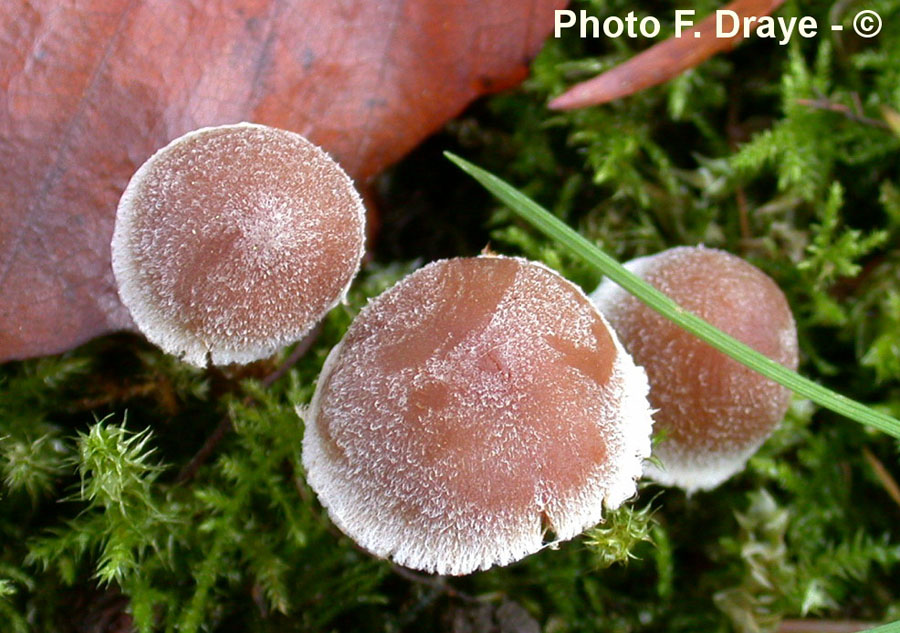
{"left": 445, "top": 152, "right": 900, "bottom": 440}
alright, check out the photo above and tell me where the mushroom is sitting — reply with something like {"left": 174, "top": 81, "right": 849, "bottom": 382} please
{"left": 591, "top": 246, "right": 799, "bottom": 493}
{"left": 302, "top": 255, "right": 654, "bottom": 575}
{"left": 111, "top": 123, "right": 366, "bottom": 367}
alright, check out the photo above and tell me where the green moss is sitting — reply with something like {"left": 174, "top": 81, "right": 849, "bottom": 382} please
{"left": 3, "top": 0, "right": 900, "bottom": 629}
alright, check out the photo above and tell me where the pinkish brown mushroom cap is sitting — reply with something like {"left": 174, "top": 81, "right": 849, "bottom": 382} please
{"left": 591, "top": 246, "right": 799, "bottom": 493}
{"left": 111, "top": 123, "right": 365, "bottom": 367}
{"left": 302, "top": 255, "right": 654, "bottom": 575}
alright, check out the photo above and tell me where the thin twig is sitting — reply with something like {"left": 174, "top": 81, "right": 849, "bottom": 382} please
{"left": 176, "top": 415, "right": 233, "bottom": 484}
{"left": 390, "top": 565, "right": 478, "bottom": 603}
{"left": 795, "top": 97, "right": 889, "bottom": 129}
{"left": 862, "top": 446, "right": 900, "bottom": 509}
{"left": 725, "top": 89, "right": 753, "bottom": 246}
{"left": 74, "top": 381, "right": 158, "bottom": 411}
{"left": 176, "top": 325, "right": 322, "bottom": 484}
{"left": 777, "top": 619, "right": 877, "bottom": 633}
{"left": 261, "top": 329, "right": 320, "bottom": 387}
{"left": 736, "top": 187, "right": 751, "bottom": 242}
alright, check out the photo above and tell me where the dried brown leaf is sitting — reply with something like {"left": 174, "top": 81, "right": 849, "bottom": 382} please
{"left": 549, "top": 0, "right": 784, "bottom": 109}
{"left": 0, "top": 0, "right": 564, "bottom": 362}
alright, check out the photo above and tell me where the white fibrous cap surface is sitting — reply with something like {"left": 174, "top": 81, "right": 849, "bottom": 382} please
{"left": 302, "top": 256, "right": 654, "bottom": 575}
{"left": 591, "top": 246, "right": 799, "bottom": 493}
{"left": 111, "top": 123, "right": 366, "bottom": 367}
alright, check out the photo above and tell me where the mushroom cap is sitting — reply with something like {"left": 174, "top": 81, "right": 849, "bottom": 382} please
{"left": 302, "top": 255, "right": 653, "bottom": 575}
{"left": 591, "top": 246, "right": 799, "bottom": 493}
{"left": 111, "top": 123, "right": 366, "bottom": 367}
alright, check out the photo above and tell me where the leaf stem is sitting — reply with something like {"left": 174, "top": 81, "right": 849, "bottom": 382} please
{"left": 445, "top": 152, "right": 900, "bottom": 441}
